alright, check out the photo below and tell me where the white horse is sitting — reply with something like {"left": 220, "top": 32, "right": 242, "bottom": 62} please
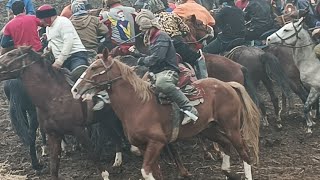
{"left": 266, "top": 17, "right": 317, "bottom": 133}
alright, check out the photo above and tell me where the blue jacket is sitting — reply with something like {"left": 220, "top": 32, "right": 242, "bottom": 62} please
{"left": 6, "top": 0, "right": 35, "bottom": 15}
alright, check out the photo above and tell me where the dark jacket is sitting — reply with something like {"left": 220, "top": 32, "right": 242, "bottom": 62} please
{"left": 244, "top": 0, "right": 274, "bottom": 31}
{"left": 216, "top": 6, "right": 245, "bottom": 39}
{"left": 138, "top": 30, "right": 179, "bottom": 74}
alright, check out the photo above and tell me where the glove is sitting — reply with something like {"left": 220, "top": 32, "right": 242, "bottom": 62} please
{"left": 137, "top": 57, "right": 145, "bottom": 66}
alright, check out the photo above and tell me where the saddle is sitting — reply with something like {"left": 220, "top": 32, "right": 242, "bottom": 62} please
{"left": 150, "top": 55, "right": 205, "bottom": 105}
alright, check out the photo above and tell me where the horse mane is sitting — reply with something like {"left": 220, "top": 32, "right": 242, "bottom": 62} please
{"left": 113, "top": 58, "right": 152, "bottom": 102}
{"left": 27, "top": 50, "right": 69, "bottom": 83}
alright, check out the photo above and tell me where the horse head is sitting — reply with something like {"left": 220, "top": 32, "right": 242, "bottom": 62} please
{"left": 184, "top": 15, "right": 214, "bottom": 42}
{"left": 0, "top": 46, "right": 35, "bottom": 81}
{"left": 72, "top": 48, "right": 120, "bottom": 99}
{"left": 267, "top": 17, "right": 306, "bottom": 47}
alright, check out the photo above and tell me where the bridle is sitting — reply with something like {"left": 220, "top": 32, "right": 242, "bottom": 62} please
{"left": 274, "top": 21, "right": 314, "bottom": 48}
{"left": 78, "top": 58, "right": 122, "bottom": 93}
{"left": 0, "top": 50, "right": 38, "bottom": 75}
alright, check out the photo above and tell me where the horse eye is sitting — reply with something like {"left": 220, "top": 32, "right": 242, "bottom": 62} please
{"left": 283, "top": 29, "right": 290, "bottom": 32}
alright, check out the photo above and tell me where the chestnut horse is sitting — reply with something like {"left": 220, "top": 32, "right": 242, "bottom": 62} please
{"left": 0, "top": 47, "right": 123, "bottom": 180}
{"left": 71, "top": 48, "right": 260, "bottom": 180}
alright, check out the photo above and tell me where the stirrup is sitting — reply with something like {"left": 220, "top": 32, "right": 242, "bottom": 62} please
{"left": 181, "top": 109, "right": 198, "bottom": 125}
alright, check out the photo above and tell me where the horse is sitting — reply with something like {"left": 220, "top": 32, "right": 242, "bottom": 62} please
{"left": 3, "top": 79, "right": 47, "bottom": 171}
{"left": 0, "top": 46, "right": 123, "bottom": 180}
{"left": 184, "top": 15, "right": 292, "bottom": 128}
{"left": 71, "top": 48, "right": 260, "bottom": 180}
{"left": 267, "top": 17, "right": 318, "bottom": 133}
{"left": 264, "top": 46, "right": 309, "bottom": 114}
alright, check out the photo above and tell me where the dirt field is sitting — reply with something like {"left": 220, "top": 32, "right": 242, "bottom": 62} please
{"left": 1, "top": 1, "right": 320, "bottom": 180}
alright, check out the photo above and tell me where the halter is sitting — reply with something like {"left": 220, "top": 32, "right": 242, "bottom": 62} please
{"left": 274, "top": 22, "right": 313, "bottom": 48}
{"left": 79, "top": 58, "right": 122, "bottom": 93}
{"left": 0, "top": 50, "right": 37, "bottom": 75}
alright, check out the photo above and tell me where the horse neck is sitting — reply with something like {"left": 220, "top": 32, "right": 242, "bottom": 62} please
{"left": 20, "top": 60, "right": 71, "bottom": 108}
{"left": 293, "top": 29, "right": 317, "bottom": 67}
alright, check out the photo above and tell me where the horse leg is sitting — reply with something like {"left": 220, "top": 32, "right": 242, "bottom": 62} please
{"left": 198, "top": 137, "right": 215, "bottom": 160}
{"left": 28, "top": 107, "right": 43, "bottom": 171}
{"left": 141, "top": 141, "right": 165, "bottom": 180}
{"left": 47, "top": 133, "right": 62, "bottom": 180}
{"left": 72, "top": 127, "right": 109, "bottom": 180}
{"left": 258, "top": 96, "right": 269, "bottom": 127}
{"left": 41, "top": 130, "right": 48, "bottom": 157}
{"left": 304, "top": 88, "right": 319, "bottom": 134}
{"left": 262, "top": 77, "right": 282, "bottom": 129}
{"left": 165, "top": 143, "right": 191, "bottom": 178}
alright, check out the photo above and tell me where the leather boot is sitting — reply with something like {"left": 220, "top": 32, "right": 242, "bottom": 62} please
{"left": 92, "top": 91, "right": 110, "bottom": 111}
{"left": 194, "top": 55, "right": 208, "bottom": 79}
{"left": 166, "top": 87, "right": 199, "bottom": 125}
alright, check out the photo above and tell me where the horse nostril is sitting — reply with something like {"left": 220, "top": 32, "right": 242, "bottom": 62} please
{"left": 73, "top": 88, "right": 78, "bottom": 93}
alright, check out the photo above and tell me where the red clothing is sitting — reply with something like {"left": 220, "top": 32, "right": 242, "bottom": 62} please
{"left": 235, "top": 0, "right": 249, "bottom": 10}
{"left": 3, "top": 15, "right": 42, "bottom": 51}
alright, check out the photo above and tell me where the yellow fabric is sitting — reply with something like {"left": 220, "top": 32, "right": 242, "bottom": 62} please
{"left": 173, "top": 0, "right": 215, "bottom": 26}
{"left": 158, "top": 12, "right": 190, "bottom": 37}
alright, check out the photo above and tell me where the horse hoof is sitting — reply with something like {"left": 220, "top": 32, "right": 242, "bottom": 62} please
{"left": 306, "top": 128, "right": 313, "bottom": 134}
{"left": 276, "top": 123, "right": 283, "bottom": 129}
{"left": 112, "top": 152, "right": 122, "bottom": 167}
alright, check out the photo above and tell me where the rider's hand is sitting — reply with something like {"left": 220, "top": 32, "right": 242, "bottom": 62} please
{"left": 128, "top": 45, "right": 136, "bottom": 53}
{"left": 52, "top": 60, "right": 63, "bottom": 69}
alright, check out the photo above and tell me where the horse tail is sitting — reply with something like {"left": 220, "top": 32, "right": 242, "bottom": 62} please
{"left": 240, "top": 66, "right": 259, "bottom": 106}
{"left": 228, "top": 81, "right": 260, "bottom": 163}
{"left": 260, "top": 52, "right": 292, "bottom": 98}
{"left": 4, "top": 80, "right": 31, "bottom": 146}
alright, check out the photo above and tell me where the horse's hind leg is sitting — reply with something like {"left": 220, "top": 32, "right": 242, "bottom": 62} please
{"left": 47, "top": 133, "right": 62, "bottom": 180}
{"left": 141, "top": 141, "right": 165, "bottom": 180}
{"left": 262, "top": 77, "right": 282, "bottom": 129}
{"left": 258, "top": 96, "right": 269, "bottom": 127}
{"left": 41, "top": 130, "right": 48, "bottom": 157}
{"left": 165, "top": 143, "right": 191, "bottom": 178}
{"left": 304, "top": 88, "right": 319, "bottom": 133}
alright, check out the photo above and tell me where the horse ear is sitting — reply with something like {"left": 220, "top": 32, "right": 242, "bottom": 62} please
{"left": 102, "top": 48, "right": 109, "bottom": 60}
{"left": 191, "top": 14, "right": 196, "bottom": 23}
{"left": 296, "top": 17, "right": 305, "bottom": 26}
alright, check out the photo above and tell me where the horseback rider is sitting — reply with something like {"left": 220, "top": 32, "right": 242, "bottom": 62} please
{"left": 132, "top": 0, "right": 208, "bottom": 79}
{"left": 1, "top": 1, "right": 42, "bottom": 54}
{"left": 295, "top": 0, "right": 317, "bottom": 28}
{"left": 173, "top": 0, "right": 215, "bottom": 27}
{"left": 100, "top": 0, "right": 137, "bottom": 55}
{"left": 61, "top": 0, "right": 90, "bottom": 19}
{"left": 70, "top": 0, "right": 109, "bottom": 59}
{"left": 5, "top": 0, "right": 35, "bottom": 20}
{"left": 134, "top": 9, "right": 199, "bottom": 125}
{"left": 244, "top": 0, "right": 274, "bottom": 41}
{"left": 312, "top": 28, "right": 320, "bottom": 58}
{"left": 36, "top": 5, "right": 88, "bottom": 80}
{"left": 203, "top": 0, "right": 245, "bottom": 54}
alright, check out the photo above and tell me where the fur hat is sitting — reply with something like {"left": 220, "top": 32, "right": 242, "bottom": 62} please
{"left": 36, "top": 4, "right": 57, "bottom": 19}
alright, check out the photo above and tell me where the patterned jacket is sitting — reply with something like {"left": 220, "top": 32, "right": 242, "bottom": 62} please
{"left": 157, "top": 12, "right": 190, "bottom": 38}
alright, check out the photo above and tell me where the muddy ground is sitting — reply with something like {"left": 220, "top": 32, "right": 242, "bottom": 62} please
{"left": 1, "top": 1, "right": 320, "bottom": 180}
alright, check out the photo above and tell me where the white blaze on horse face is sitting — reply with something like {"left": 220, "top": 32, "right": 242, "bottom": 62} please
{"left": 112, "top": 152, "right": 123, "bottom": 167}
{"left": 221, "top": 152, "right": 231, "bottom": 173}
{"left": 243, "top": 161, "right": 253, "bottom": 180}
{"left": 71, "top": 72, "right": 86, "bottom": 99}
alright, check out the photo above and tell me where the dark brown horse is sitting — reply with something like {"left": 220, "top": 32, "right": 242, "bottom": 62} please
{"left": 72, "top": 48, "right": 260, "bottom": 180}
{"left": 0, "top": 46, "right": 123, "bottom": 180}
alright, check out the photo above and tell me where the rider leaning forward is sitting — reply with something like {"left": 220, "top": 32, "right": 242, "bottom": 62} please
{"left": 134, "top": 9, "right": 198, "bottom": 125}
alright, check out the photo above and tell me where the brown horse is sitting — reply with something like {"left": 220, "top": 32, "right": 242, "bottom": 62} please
{"left": 0, "top": 46, "right": 123, "bottom": 180}
{"left": 71, "top": 48, "right": 260, "bottom": 180}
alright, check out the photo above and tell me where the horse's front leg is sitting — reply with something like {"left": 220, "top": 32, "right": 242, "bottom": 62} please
{"left": 28, "top": 108, "right": 43, "bottom": 171}
{"left": 47, "top": 133, "right": 62, "bottom": 180}
{"left": 72, "top": 127, "right": 109, "bottom": 180}
{"left": 141, "top": 141, "right": 165, "bottom": 180}
{"left": 166, "top": 143, "right": 191, "bottom": 178}
{"left": 304, "top": 88, "right": 319, "bottom": 134}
